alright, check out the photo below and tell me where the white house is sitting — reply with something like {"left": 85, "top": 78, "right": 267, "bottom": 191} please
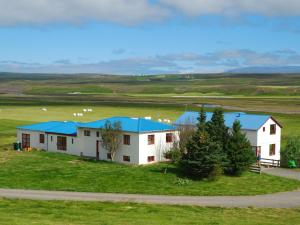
{"left": 174, "top": 112, "right": 282, "bottom": 162}
{"left": 17, "top": 117, "right": 178, "bottom": 165}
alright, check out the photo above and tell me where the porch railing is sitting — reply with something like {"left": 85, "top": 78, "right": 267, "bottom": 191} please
{"left": 260, "top": 158, "right": 280, "bottom": 167}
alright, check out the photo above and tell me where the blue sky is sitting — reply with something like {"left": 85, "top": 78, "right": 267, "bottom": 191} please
{"left": 0, "top": 0, "right": 300, "bottom": 74}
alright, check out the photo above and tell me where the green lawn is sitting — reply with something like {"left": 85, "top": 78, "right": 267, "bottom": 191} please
{"left": 0, "top": 199, "right": 299, "bottom": 225}
{"left": 0, "top": 151, "right": 299, "bottom": 196}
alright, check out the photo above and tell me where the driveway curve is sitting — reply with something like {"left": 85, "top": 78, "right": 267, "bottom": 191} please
{"left": 1, "top": 188, "right": 300, "bottom": 208}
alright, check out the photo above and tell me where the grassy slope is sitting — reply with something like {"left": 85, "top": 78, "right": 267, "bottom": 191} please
{"left": 0, "top": 199, "right": 300, "bottom": 225}
{"left": 0, "top": 151, "right": 299, "bottom": 196}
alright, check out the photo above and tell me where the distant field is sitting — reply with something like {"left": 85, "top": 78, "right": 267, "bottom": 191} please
{"left": 1, "top": 199, "right": 300, "bottom": 225}
{"left": 0, "top": 104, "right": 299, "bottom": 146}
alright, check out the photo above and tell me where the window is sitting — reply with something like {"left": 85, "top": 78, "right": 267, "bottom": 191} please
{"left": 84, "top": 130, "right": 91, "bottom": 137}
{"left": 148, "top": 156, "right": 155, "bottom": 162}
{"left": 166, "top": 133, "right": 173, "bottom": 143}
{"left": 39, "top": 134, "right": 45, "bottom": 144}
{"left": 96, "top": 131, "right": 100, "bottom": 137}
{"left": 269, "top": 144, "right": 276, "bottom": 156}
{"left": 57, "top": 136, "right": 67, "bottom": 151}
{"left": 123, "top": 135, "right": 131, "bottom": 145}
{"left": 72, "top": 138, "right": 74, "bottom": 144}
{"left": 148, "top": 135, "right": 155, "bottom": 145}
{"left": 51, "top": 136, "right": 53, "bottom": 142}
{"left": 263, "top": 127, "right": 265, "bottom": 132}
{"left": 123, "top": 155, "right": 130, "bottom": 162}
{"left": 22, "top": 133, "right": 30, "bottom": 149}
{"left": 270, "top": 124, "right": 276, "bottom": 135}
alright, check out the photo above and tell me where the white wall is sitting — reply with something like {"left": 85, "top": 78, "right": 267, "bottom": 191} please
{"left": 17, "top": 130, "right": 47, "bottom": 150}
{"left": 76, "top": 128, "right": 177, "bottom": 164}
{"left": 17, "top": 128, "right": 183, "bottom": 165}
{"left": 47, "top": 134, "right": 79, "bottom": 155}
{"left": 256, "top": 118, "right": 281, "bottom": 161}
{"left": 138, "top": 131, "right": 178, "bottom": 164}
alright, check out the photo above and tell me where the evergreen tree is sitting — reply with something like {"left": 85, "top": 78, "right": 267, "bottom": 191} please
{"left": 225, "top": 121, "right": 255, "bottom": 176}
{"left": 181, "top": 107, "right": 223, "bottom": 180}
{"left": 207, "top": 108, "right": 229, "bottom": 150}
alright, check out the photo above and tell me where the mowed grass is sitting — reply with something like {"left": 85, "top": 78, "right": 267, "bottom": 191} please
{"left": 0, "top": 151, "right": 299, "bottom": 196}
{"left": 1, "top": 199, "right": 300, "bottom": 225}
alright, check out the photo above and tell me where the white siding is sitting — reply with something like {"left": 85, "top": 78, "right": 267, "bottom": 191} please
{"left": 17, "top": 130, "right": 47, "bottom": 150}
{"left": 256, "top": 118, "right": 281, "bottom": 161}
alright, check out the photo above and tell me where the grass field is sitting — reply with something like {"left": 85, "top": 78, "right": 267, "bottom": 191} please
{"left": 0, "top": 150, "right": 299, "bottom": 196}
{"left": 1, "top": 199, "right": 300, "bottom": 225}
{"left": 0, "top": 104, "right": 299, "bottom": 146}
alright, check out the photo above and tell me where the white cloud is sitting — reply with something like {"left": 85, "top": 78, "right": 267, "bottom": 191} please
{"left": 1, "top": 49, "right": 300, "bottom": 74}
{"left": 160, "top": 0, "right": 300, "bottom": 17}
{"left": 0, "top": 0, "right": 299, "bottom": 26}
{"left": 0, "top": 0, "right": 168, "bottom": 26}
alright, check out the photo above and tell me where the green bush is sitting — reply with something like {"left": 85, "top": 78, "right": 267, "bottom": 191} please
{"left": 281, "top": 136, "right": 300, "bottom": 168}
{"left": 164, "top": 145, "right": 182, "bottom": 163}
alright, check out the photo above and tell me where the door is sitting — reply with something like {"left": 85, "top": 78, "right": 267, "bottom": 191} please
{"left": 22, "top": 133, "right": 30, "bottom": 149}
{"left": 256, "top": 146, "right": 261, "bottom": 157}
{"left": 96, "top": 140, "right": 100, "bottom": 160}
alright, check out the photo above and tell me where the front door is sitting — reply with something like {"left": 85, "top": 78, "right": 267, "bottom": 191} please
{"left": 96, "top": 140, "right": 100, "bottom": 160}
{"left": 256, "top": 146, "right": 261, "bottom": 157}
{"left": 22, "top": 133, "right": 30, "bottom": 149}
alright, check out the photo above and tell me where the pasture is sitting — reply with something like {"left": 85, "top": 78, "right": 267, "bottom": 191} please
{"left": 0, "top": 199, "right": 300, "bottom": 225}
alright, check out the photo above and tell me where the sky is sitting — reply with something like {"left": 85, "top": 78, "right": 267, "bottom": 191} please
{"left": 0, "top": 0, "right": 300, "bottom": 75}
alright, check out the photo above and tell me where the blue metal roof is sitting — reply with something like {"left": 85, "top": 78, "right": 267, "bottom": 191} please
{"left": 18, "top": 121, "right": 78, "bottom": 136}
{"left": 18, "top": 117, "right": 175, "bottom": 135}
{"left": 78, "top": 117, "right": 176, "bottom": 133}
{"left": 174, "top": 111, "right": 272, "bottom": 130}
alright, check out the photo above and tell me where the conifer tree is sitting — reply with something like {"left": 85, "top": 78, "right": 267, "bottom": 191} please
{"left": 207, "top": 108, "right": 229, "bottom": 150}
{"left": 181, "top": 107, "right": 222, "bottom": 180}
{"left": 225, "top": 120, "right": 255, "bottom": 176}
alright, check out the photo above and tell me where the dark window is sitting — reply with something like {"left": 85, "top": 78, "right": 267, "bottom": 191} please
{"left": 148, "top": 135, "right": 155, "bottom": 145}
{"left": 123, "top": 155, "right": 130, "bottom": 162}
{"left": 148, "top": 156, "right": 155, "bottom": 162}
{"left": 270, "top": 124, "right": 276, "bottom": 135}
{"left": 57, "top": 136, "right": 67, "bottom": 151}
{"left": 166, "top": 133, "right": 173, "bottom": 143}
{"left": 51, "top": 136, "right": 53, "bottom": 142}
{"left": 107, "top": 153, "right": 112, "bottom": 160}
{"left": 22, "top": 133, "right": 30, "bottom": 149}
{"left": 39, "top": 134, "right": 45, "bottom": 144}
{"left": 263, "top": 127, "right": 265, "bottom": 132}
{"left": 72, "top": 138, "right": 74, "bottom": 144}
{"left": 96, "top": 131, "right": 100, "bottom": 137}
{"left": 123, "top": 135, "right": 131, "bottom": 145}
{"left": 84, "top": 130, "right": 91, "bottom": 136}
{"left": 269, "top": 144, "right": 276, "bottom": 156}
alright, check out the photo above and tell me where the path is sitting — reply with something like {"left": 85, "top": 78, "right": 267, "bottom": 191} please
{"left": 262, "top": 167, "right": 300, "bottom": 181}
{"left": 0, "top": 188, "right": 300, "bottom": 208}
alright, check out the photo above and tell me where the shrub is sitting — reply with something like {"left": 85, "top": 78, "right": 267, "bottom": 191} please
{"left": 281, "top": 136, "right": 300, "bottom": 168}
{"left": 164, "top": 144, "right": 182, "bottom": 163}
